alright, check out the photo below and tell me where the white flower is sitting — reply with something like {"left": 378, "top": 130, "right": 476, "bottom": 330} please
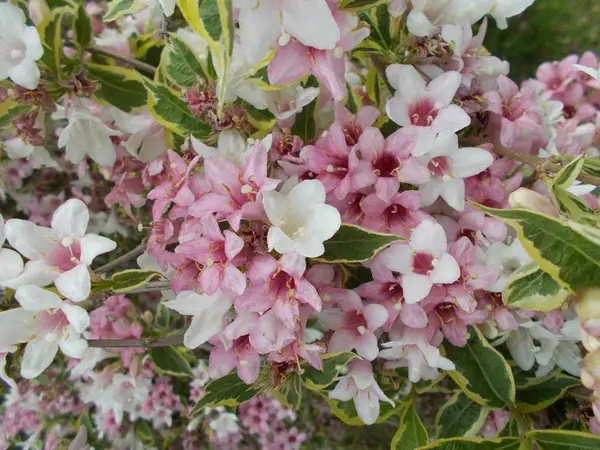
{"left": 108, "top": 108, "right": 166, "bottom": 163}
{"left": 379, "top": 327, "right": 455, "bottom": 383}
{"left": 4, "top": 198, "right": 117, "bottom": 301}
{"left": 0, "top": 285, "right": 90, "bottom": 379}
{"left": 489, "top": 0, "right": 535, "bottom": 29}
{"left": 209, "top": 412, "right": 240, "bottom": 440}
{"left": 573, "top": 64, "right": 600, "bottom": 81}
{"left": 0, "top": 214, "right": 24, "bottom": 284}
{"left": 0, "top": 3, "right": 44, "bottom": 89}
{"left": 329, "top": 359, "right": 394, "bottom": 425}
{"left": 164, "top": 290, "right": 233, "bottom": 349}
{"left": 263, "top": 179, "right": 341, "bottom": 258}
{"left": 140, "top": 0, "right": 176, "bottom": 17}
{"left": 380, "top": 220, "right": 460, "bottom": 304}
{"left": 418, "top": 131, "right": 494, "bottom": 211}
{"left": 485, "top": 239, "right": 531, "bottom": 292}
{"left": 190, "top": 129, "right": 272, "bottom": 167}
{"left": 58, "top": 101, "right": 122, "bottom": 166}
{"left": 3, "top": 137, "right": 59, "bottom": 169}
{"left": 235, "top": 0, "right": 340, "bottom": 65}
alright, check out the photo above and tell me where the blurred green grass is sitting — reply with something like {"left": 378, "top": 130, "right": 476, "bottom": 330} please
{"left": 484, "top": 0, "right": 600, "bottom": 81}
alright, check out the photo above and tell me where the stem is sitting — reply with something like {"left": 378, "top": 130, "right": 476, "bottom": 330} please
{"left": 64, "top": 40, "right": 156, "bottom": 76}
{"left": 126, "top": 280, "right": 173, "bottom": 294}
{"left": 459, "top": 137, "right": 600, "bottom": 187}
{"left": 88, "top": 334, "right": 184, "bottom": 348}
{"left": 94, "top": 243, "right": 146, "bottom": 275}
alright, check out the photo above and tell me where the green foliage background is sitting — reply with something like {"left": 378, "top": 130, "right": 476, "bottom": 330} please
{"left": 485, "top": 0, "right": 600, "bottom": 81}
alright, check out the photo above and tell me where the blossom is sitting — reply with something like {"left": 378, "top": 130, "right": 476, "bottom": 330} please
{"left": 209, "top": 412, "right": 240, "bottom": 440}
{"left": 328, "top": 359, "right": 394, "bottom": 425}
{"left": 209, "top": 336, "right": 260, "bottom": 384}
{"left": 385, "top": 65, "right": 470, "bottom": 156}
{"left": 0, "top": 285, "right": 90, "bottom": 379}
{"left": 489, "top": 0, "right": 535, "bottom": 29}
{"left": 3, "top": 137, "right": 58, "bottom": 169}
{"left": 0, "top": 3, "right": 44, "bottom": 89}
{"left": 0, "top": 214, "right": 24, "bottom": 284}
{"left": 58, "top": 101, "right": 122, "bottom": 166}
{"left": 380, "top": 220, "right": 460, "bottom": 304}
{"left": 263, "top": 179, "right": 341, "bottom": 258}
{"left": 4, "top": 198, "right": 116, "bottom": 301}
{"left": 418, "top": 132, "right": 495, "bottom": 211}
{"left": 164, "top": 290, "right": 233, "bottom": 349}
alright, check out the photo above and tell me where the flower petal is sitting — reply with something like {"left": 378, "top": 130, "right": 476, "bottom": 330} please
{"left": 430, "top": 253, "right": 461, "bottom": 284}
{"left": 52, "top": 199, "right": 89, "bottom": 239}
{"left": 61, "top": 304, "right": 90, "bottom": 333}
{"left": 21, "top": 337, "right": 58, "bottom": 379}
{"left": 55, "top": 264, "right": 91, "bottom": 302}
{"left": 15, "top": 285, "right": 62, "bottom": 311}
{"left": 80, "top": 234, "right": 117, "bottom": 266}
{"left": 402, "top": 273, "right": 433, "bottom": 304}
{"left": 5, "top": 219, "right": 54, "bottom": 260}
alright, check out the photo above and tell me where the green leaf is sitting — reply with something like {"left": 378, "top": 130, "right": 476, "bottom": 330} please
{"left": 553, "top": 155, "right": 585, "bottom": 189}
{"left": 144, "top": 79, "right": 212, "bottom": 139}
{"left": 75, "top": 412, "right": 94, "bottom": 437}
{"left": 103, "top": 0, "right": 146, "bottom": 22}
{"left": 73, "top": 3, "right": 92, "bottom": 48}
{"left": 498, "top": 418, "right": 522, "bottom": 437}
{"left": 242, "top": 101, "right": 276, "bottom": 131}
{"left": 87, "top": 63, "right": 147, "bottom": 112}
{"left": 435, "top": 391, "right": 487, "bottom": 439}
{"left": 444, "top": 327, "right": 515, "bottom": 410}
{"left": 191, "top": 372, "right": 259, "bottom": 415}
{"left": 110, "top": 269, "right": 162, "bottom": 293}
{"left": 527, "top": 430, "right": 600, "bottom": 449}
{"left": 279, "top": 372, "right": 303, "bottom": 410}
{"left": 417, "top": 437, "right": 522, "bottom": 450}
{"left": 391, "top": 401, "right": 429, "bottom": 450}
{"left": 302, "top": 352, "right": 359, "bottom": 391}
{"left": 149, "top": 347, "right": 193, "bottom": 378}
{"left": 291, "top": 77, "right": 319, "bottom": 142}
{"left": 515, "top": 371, "right": 580, "bottom": 413}
{"left": 339, "top": 0, "right": 389, "bottom": 12}
{"left": 155, "top": 303, "right": 171, "bottom": 328}
{"left": 472, "top": 203, "right": 600, "bottom": 292}
{"left": 135, "top": 420, "right": 154, "bottom": 444}
{"left": 161, "top": 34, "right": 208, "bottom": 87}
{"left": 317, "top": 224, "right": 404, "bottom": 263}
{"left": 38, "top": 7, "right": 70, "bottom": 76}
{"left": 502, "top": 262, "right": 569, "bottom": 311}
{"left": 0, "top": 102, "right": 32, "bottom": 129}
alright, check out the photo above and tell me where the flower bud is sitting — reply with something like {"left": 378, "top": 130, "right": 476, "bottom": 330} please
{"left": 577, "top": 289, "right": 600, "bottom": 325}
{"left": 28, "top": 0, "right": 50, "bottom": 26}
{"left": 508, "top": 188, "right": 558, "bottom": 216}
{"left": 581, "top": 327, "right": 600, "bottom": 353}
{"left": 581, "top": 351, "right": 600, "bottom": 390}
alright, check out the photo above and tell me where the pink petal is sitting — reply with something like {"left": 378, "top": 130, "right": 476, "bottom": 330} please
{"left": 268, "top": 41, "right": 313, "bottom": 86}
{"left": 312, "top": 49, "right": 347, "bottom": 101}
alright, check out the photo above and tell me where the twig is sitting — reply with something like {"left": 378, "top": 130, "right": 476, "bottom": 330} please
{"left": 126, "top": 280, "right": 173, "bottom": 294}
{"left": 87, "top": 334, "right": 184, "bottom": 348}
{"left": 64, "top": 39, "right": 156, "bottom": 76}
{"left": 459, "top": 137, "right": 600, "bottom": 187}
{"left": 94, "top": 243, "right": 146, "bottom": 275}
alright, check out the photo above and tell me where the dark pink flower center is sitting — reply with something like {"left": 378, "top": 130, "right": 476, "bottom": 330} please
{"left": 413, "top": 252, "right": 435, "bottom": 275}
{"left": 345, "top": 311, "right": 368, "bottom": 334}
{"left": 373, "top": 152, "right": 400, "bottom": 177}
{"left": 409, "top": 99, "right": 438, "bottom": 126}
{"left": 47, "top": 243, "right": 81, "bottom": 272}
{"left": 435, "top": 303, "right": 458, "bottom": 324}
{"left": 428, "top": 156, "right": 451, "bottom": 178}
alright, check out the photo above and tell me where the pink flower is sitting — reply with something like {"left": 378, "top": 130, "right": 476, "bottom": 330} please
{"left": 209, "top": 336, "right": 261, "bottom": 384}
{"left": 423, "top": 296, "right": 488, "bottom": 347}
{"left": 385, "top": 65, "right": 470, "bottom": 156}
{"left": 175, "top": 214, "right": 247, "bottom": 296}
{"left": 320, "top": 289, "right": 387, "bottom": 360}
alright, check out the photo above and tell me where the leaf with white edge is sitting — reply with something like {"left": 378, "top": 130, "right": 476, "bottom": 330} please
{"left": 417, "top": 437, "right": 522, "bottom": 450}
{"left": 191, "top": 372, "right": 259, "bottom": 415}
{"left": 103, "top": 0, "right": 146, "bottom": 22}
{"left": 552, "top": 155, "right": 585, "bottom": 189}
{"left": 391, "top": 400, "right": 429, "bottom": 450}
{"left": 472, "top": 203, "right": 600, "bottom": 292}
{"left": 143, "top": 80, "right": 212, "bottom": 139}
{"left": 278, "top": 372, "right": 303, "bottom": 410}
{"left": 161, "top": 34, "right": 208, "bottom": 87}
{"left": 515, "top": 371, "right": 580, "bottom": 413}
{"left": 149, "top": 347, "right": 193, "bottom": 378}
{"left": 502, "top": 262, "right": 569, "bottom": 311}
{"left": 302, "top": 352, "right": 359, "bottom": 391}
{"left": 317, "top": 224, "right": 404, "bottom": 263}
{"left": 110, "top": 269, "right": 162, "bottom": 293}
{"left": 242, "top": 101, "right": 276, "bottom": 131}
{"left": 38, "top": 7, "right": 70, "bottom": 76}
{"left": 339, "top": 0, "right": 390, "bottom": 12}
{"left": 443, "top": 327, "right": 516, "bottom": 410}
{"left": 435, "top": 391, "right": 487, "bottom": 439}
{"left": 87, "top": 63, "right": 147, "bottom": 112}
{"left": 73, "top": 3, "right": 92, "bottom": 49}
{"left": 155, "top": 303, "right": 171, "bottom": 328}
{"left": 134, "top": 420, "right": 154, "bottom": 444}
{"left": 527, "top": 430, "right": 600, "bottom": 449}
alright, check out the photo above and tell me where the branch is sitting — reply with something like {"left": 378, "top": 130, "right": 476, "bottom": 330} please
{"left": 87, "top": 334, "right": 184, "bottom": 348}
{"left": 64, "top": 40, "right": 156, "bottom": 76}
{"left": 94, "top": 243, "right": 146, "bottom": 275}
{"left": 459, "top": 137, "right": 600, "bottom": 187}
{"left": 127, "top": 280, "right": 173, "bottom": 294}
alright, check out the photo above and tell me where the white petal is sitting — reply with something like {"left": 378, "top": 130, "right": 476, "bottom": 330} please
{"left": 8, "top": 58, "right": 40, "bottom": 90}
{"left": 262, "top": 191, "right": 287, "bottom": 225}
{"left": 411, "top": 220, "right": 447, "bottom": 256}
{"left": 52, "top": 198, "right": 89, "bottom": 238}
{"left": 439, "top": 177, "right": 466, "bottom": 211}
{"left": 0, "top": 3, "right": 26, "bottom": 36}
{"left": 15, "top": 285, "right": 62, "bottom": 311}
{"left": 184, "top": 297, "right": 232, "bottom": 349}
{"left": 238, "top": 0, "right": 280, "bottom": 65}
{"left": 427, "top": 71, "right": 462, "bottom": 106}
{"left": 354, "top": 389, "right": 380, "bottom": 425}
{"left": 3, "top": 137, "right": 35, "bottom": 159}
{"left": 451, "top": 148, "right": 494, "bottom": 178}
{"left": 282, "top": 0, "right": 340, "bottom": 50}
{"left": 328, "top": 376, "right": 356, "bottom": 402}
{"left": 385, "top": 96, "right": 410, "bottom": 127}
{"left": 402, "top": 273, "right": 433, "bottom": 304}
{"left": 267, "top": 226, "right": 297, "bottom": 255}
{"left": 5, "top": 219, "right": 54, "bottom": 259}
{"left": 21, "top": 337, "right": 58, "bottom": 379}
{"left": 385, "top": 64, "right": 426, "bottom": 101}
{"left": 573, "top": 64, "right": 599, "bottom": 80}
{"left": 430, "top": 253, "right": 460, "bottom": 284}
{"left": 79, "top": 234, "right": 117, "bottom": 265}
{"left": 55, "top": 264, "right": 91, "bottom": 302}
{"left": 61, "top": 304, "right": 90, "bottom": 333}
{"left": 304, "top": 204, "right": 341, "bottom": 240}
{"left": 288, "top": 179, "right": 326, "bottom": 206}
{"left": 380, "top": 244, "right": 413, "bottom": 274}
{"left": 0, "top": 308, "right": 36, "bottom": 344}
{"left": 0, "top": 248, "right": 24, "bottom": 281}
{"left": 506, "top": 329, "right": 535, "bottom": 371}
{"left": 419, "top": 181, "right": 441, "bottom": 207}
{"left": 59, "top": 332, "right": 88, "bottom": 358}
{"left": 2, "top": 259, "right": 57, "bottom": 289}
{"left": 407, "top": 10, "right": 436, "bottom": 37}
{"left": 22, "top": 26, "right": 44, "bottom": 60}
